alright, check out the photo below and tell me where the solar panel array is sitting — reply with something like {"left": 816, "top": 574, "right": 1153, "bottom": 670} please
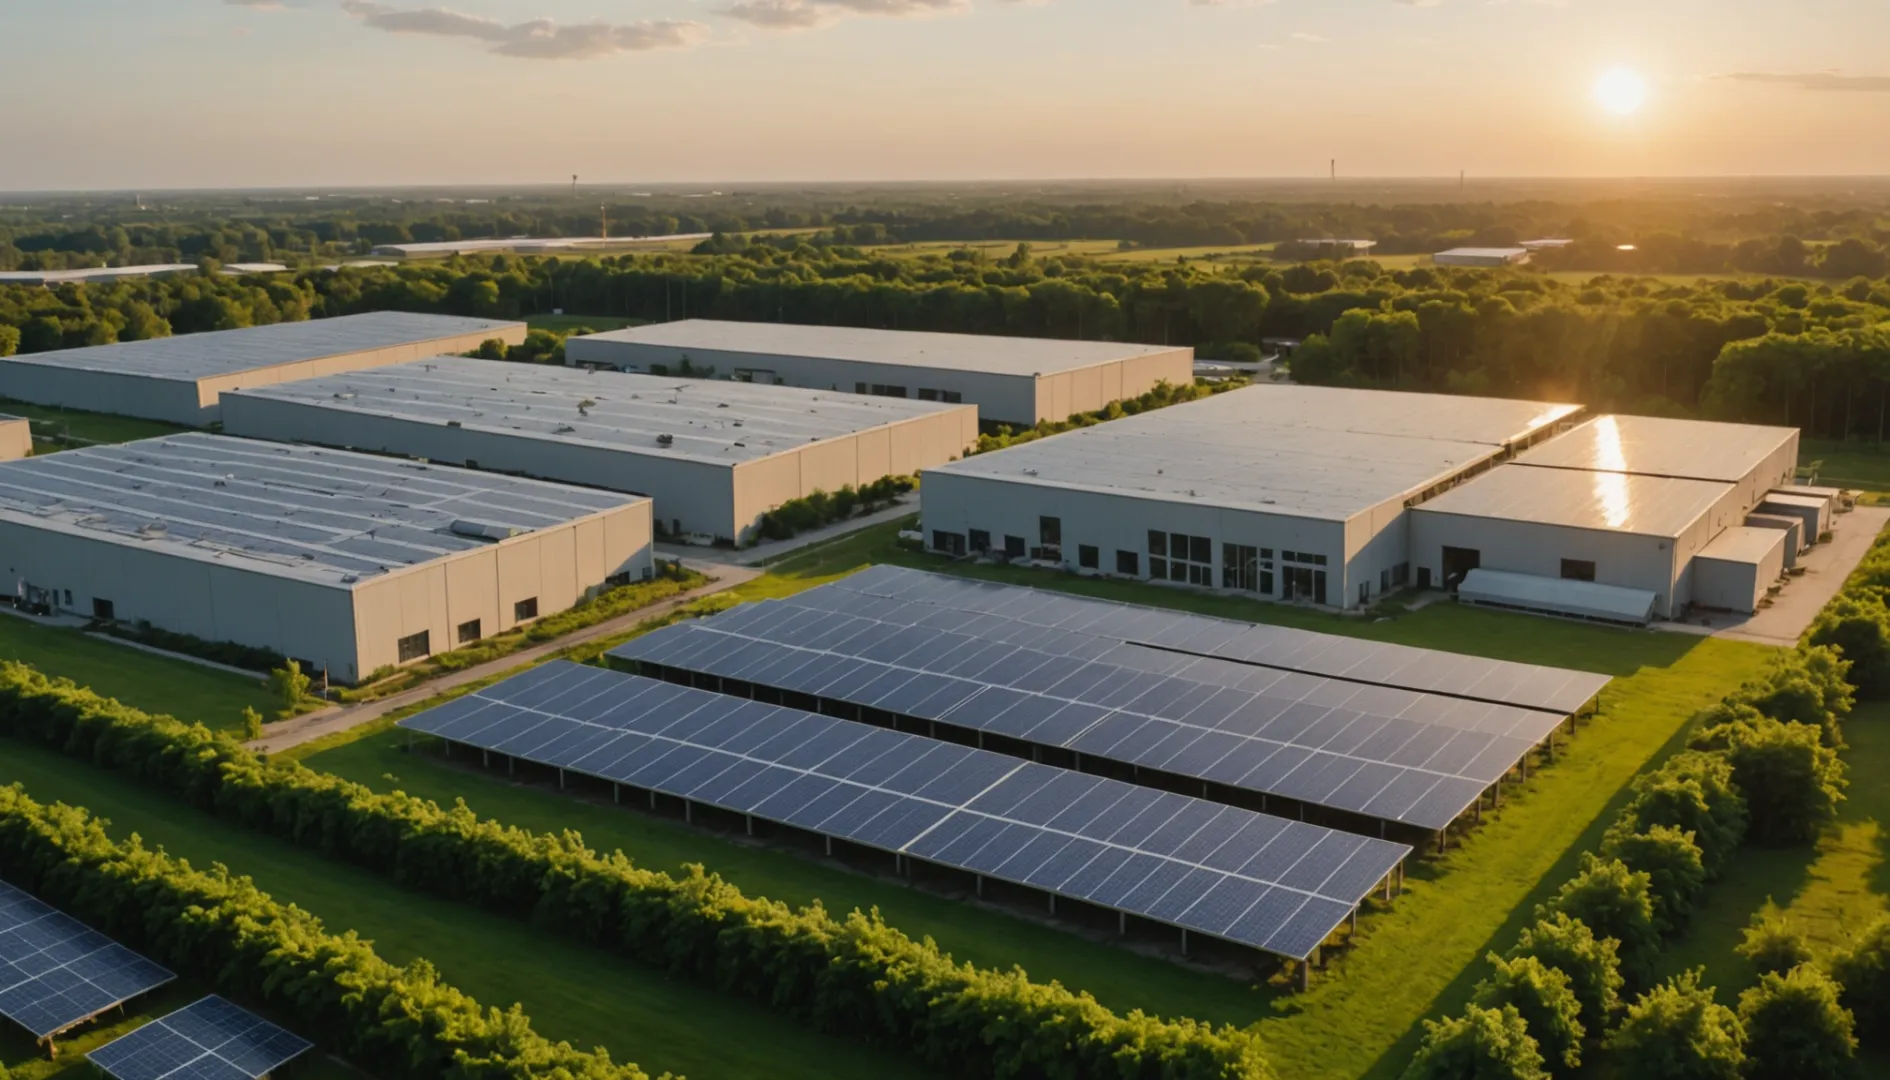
{"left": 609, "top": 569, "right": 1606, "bottom": 831}
{"left": 399, "top": 661, "right": 1410, "bottom": 960}
{"left": 89, "top": 996, "right": 312, "bottom": 1080}
{"left": 0, "top": 881, "right": 175, "bottom": 1039}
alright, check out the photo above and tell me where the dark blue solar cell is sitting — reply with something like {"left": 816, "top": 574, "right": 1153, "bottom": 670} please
{"left": 1238, "top": 823, "right": 1324, "bottom": 881}
{"left": 398, "top": 694, "right": 491, "bottom": 737}
{"left": 1385, "top": 726, "right": 1456, "bottom": 769}
{"left": 905, "top": 812, "right": 1000, "bottom": 862}
{"left": 1176, "top": 877, "right": 1266, "bottom": 936}
{"left": 988, "top": 832, "right": 1075, "bottom": 883}
{"left": 665, "top": 751, "right": 748, "bottom": 800}
{"left": 854, "top": 799, "right": 952, "bottom": 851}
{"left": 1237, "top": 744, "right": 1313, "bottom": 789}
{"left": 1222, "top": 888, "right": 1308, "bottom": 951}
{"left": 623, "top": 743, "right": 711, "bottom": 789}
{"left": 810, "top": 659, "right": 893, "bottom": 702}
{"left": 1115, "top": 859, "right": 1194, "bottom": 913}
{"left": 1325, "top": 762, "right": 1404, "bottom": 812}
{"left": 1148, "top": 867, "right": 1223, "bottom": 922}
{"left": 906, "top": 678, "right": 986, "bottom": 721}
{"left": 1423, "top": 731, "right": 1498, "bottom": 777}
{"left": 815, "top": 787, "right": 903, "bottom": 838}
{"left": 874, "top": 672, "right": 961, "bottom": 717}
{"left": 1023, "top": 837, "right": 1105, "bottom": 890}
{"left": 1142, "top": 801, "right": 1225, "bottom": 854}
{"left": 1270, "top": 753, "right": 1365, "bottom": 805}
{"left": 1007, "top": 653, "right": 1089, "bottom": 693}
{"left": 1463, "top": 735, "right": 1536, "bottom": 785}
{"left": 1171, "top": 807, "right": 1248, "bottom": 864}
{"left": 1358, "top": 769, "right": 1439, "bottom": 821}
{"left": 965, "top": 765, "right": 1057, "bottom": 817}
{"left": 1062, "top": 711, "right": 1146, "bottom": 757}
{"left": 974, "top": 650, "right": 1059, "bottom": 687}
{"left": 877, "top": 744, "right": 970, "bottom": 796}
{"left": 839, "top": 736, "right": 931, "bottom": 786}
{"left": 1403, "top": 776, "right": 1487, "bottom": 830}
{"left": 940, "top": 686, "right": 1035, "bottom": 731}
{"left": 1008, "top": 772, "right": 1105, "bottom": 823}
{"left": 750, "top": 774, "right": 843, "bottom": 823}
{"left": 958, "top": 824, "right": 1034, "bottom": 874}
{"left": 976, "top": 694, "right": 1064, "bottom": 741}
{"left": 1125, "top": 725, "right": 1209, "bottom": 772}
{"left": 532, "top": 725, "right": 622, "bottom": 769}
{"left": 1264, "top": 896, "right": 1353, "bottom": 959}
{"left": 1023, "top": 701, "right": 1113, "bottom": 746}
{"left": 1319, "top": 846, "right": 1402, "bottom": 903}
{"left": 1276, "top": 833, "right": 1364, "bottom": 893}
{"left": 1071, "top": 784, "right": 1164, "bottom": 844}
{"left": 1079, "top": 852, "right": 1164, "bottom": 907}
{"left": 773, "top": 726, "right": 867, "bottom": 771}
{"left": 719, "top": 764, "right": 799, "bottom": 812}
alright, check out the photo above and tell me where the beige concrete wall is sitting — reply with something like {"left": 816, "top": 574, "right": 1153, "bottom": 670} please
{"left": 1031, "top": 350, "right": 1193, "bottom": 425}
{"left": 0, "top": 417, "right": 31, "bottom": 460}
{"left": 196, "top": 324, "right": 528, "bottom": 416}
{"left": 350, "top": 498, "right": 654, "bottom": 678}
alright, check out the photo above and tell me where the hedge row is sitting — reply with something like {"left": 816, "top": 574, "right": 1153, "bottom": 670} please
{"left": 0, "top": 660, "right": 1271, "bottom": 1080}
{"left": 0, "top": 783, "right": 650, "bottom": 1080}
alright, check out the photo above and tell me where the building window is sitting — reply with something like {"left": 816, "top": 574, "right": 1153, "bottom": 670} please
{"left": 1117, "top": 550, "right": 1139, "bottom": 576}
{"left": 917, "top": 388, "right": 939, "bottom": 401}
{"left": 942, "top": 390, "right": 964, "bottom": 404}
{"left": 1561, "top": 559, "right": 1597, "bottom": 582}
{"left": 968, "top": 529, "right": 991, "bottom": 554}
{"left": 1155, "top": 531, "right": 1213, "bottom": 586}
{"left": 397, "top": 630, "right": 431, "bottom": 663}
{"left": 1003, "top": 535, "right": 1026, "bottom": 559}
{"left": 1034, "top": 516, "right": 1063, "bottom": 561}
{"left": 1223, "top": 543, "right": 1271, "bottom": 593}
{"left": 870, "top": 384, "right": 907, "bottom": 398}
{"left": 1359, "top": 582, "right": 1371, "bottom": 605}
{"left": 1380, "top": 569, "right": 1390, "bottom": 592}
{"left": 92, "top": 598, "right": 115, "bottom": 621}
{"left": 457, "top": 619, "right": 482, "bottom": 645}
{"left": 514, "top": 597, "right": 540, "bottom": 622}
{"left": 62, "top": 589, "right": 72, "bottom": 606}
{"left": 1078, "top": 545, "right": 1099, "bottom": 569}
{"left": 1391, "top": 562, "right": 1410, "bottom": 587}
{"left": 854, "top": 382, "right": 867, "bottom": 394}
{"left": 606, "top": 571, "right": 633, "bottom": 589}
{"left": 932, "top": 530, "right": 967, "bottom": 557}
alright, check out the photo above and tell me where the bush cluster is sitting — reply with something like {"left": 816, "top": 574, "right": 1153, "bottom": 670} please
{"left": 89, "top": 619, "right": 287, "bottom": 674}
{"left": 0, "top": 660, "right": 1272, "bottom": 1080}
{"left": 0, "top": 784, "right": 650, "bottom": 1080}
{"left": 755, "top": 475, "right": 917, "bottom": 543}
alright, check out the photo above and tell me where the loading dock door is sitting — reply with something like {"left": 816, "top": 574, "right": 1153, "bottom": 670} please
{"left": 1442, "top": 546, "right": 1482, "bottom": 591}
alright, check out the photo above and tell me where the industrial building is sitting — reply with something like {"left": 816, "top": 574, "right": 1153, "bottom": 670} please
{"left": 1295, "top": 239, "right": 1378, "bottom": 257}
{"left": 0, "top": 434, "right": 652, "bottom": 684}
{"left": 370, "top": 234, "right": 710, "bottom": 258}
{"left": 564, "top": 320, "right": 1194, "bottom": 426}
{"left": 1433, "top": 248, "right": 1532, "bottom": 268}
{"left": 921, "top": 385, "right": 1581, "bottom": 609}
{"left": 0, "top": 312, "right": 527, "bottom": 426}
{"left": 1408, "top": 415, "right": 1803, "bottom": 620}
{"left": 0, "top": 415, "right": 29, "bottom": 461}
{"left": 221, "top": 357, "right": 977, "bottom": 544}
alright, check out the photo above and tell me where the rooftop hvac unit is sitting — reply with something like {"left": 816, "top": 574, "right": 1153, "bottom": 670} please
{"left": 656, "top": 433, "right": 675, "bottom": 446}
{"left": 448, "top": 519, "right": 523, "bottom": 542}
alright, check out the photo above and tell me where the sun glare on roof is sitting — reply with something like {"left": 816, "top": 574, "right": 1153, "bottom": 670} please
{"left": 1592, "top": 415, "right": 1631, "bottom": 529}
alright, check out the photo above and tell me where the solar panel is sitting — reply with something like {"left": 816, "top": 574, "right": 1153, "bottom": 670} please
{"left": 0, "top": 880, "right": 175, "bottom": 1039}
{"left": 611, "top": 611, "right": 1557, "bottom": 831}
{"left": 88, "top": 996, "right": 312, "bottom": 1080}
{"left": 399, "top": 662, "right": 1410, "bottom": 961}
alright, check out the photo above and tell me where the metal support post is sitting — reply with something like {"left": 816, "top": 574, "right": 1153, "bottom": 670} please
{"left": 1180, "top": 928, "right": 1190, "bottom": 957}
{"left": 745, "top": 815, "right": 754, "bottom": 836}
{"left": 825, "top": 836, "right": 833, "bottom": 857}
{"left": 684, "top": 802, "right": 692, "bottom": 824}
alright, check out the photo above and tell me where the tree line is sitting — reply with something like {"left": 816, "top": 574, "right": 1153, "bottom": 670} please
{"left": 3, "top": 247, "right": 1888, "bottom": 439}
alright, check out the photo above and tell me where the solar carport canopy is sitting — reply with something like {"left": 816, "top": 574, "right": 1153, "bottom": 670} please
{"left": 0, "top": 881, "right": 175, "bottom": 1039}
{"left": 399, "top": 661, "right": 1411, "bottom": 961}
{"left": 611, "top": 571, "right": 1606, "bottom": 831}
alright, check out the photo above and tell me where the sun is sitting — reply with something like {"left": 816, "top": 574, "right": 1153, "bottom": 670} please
{"left": 1593, "top": 68, "right": 1648, "bottom": 115}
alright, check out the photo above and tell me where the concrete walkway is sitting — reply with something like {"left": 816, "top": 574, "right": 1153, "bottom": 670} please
{"left": 655, "top": 497, "right": 918, "bottom": 568}
{"left": 247, "top": 567, "right": 760, "bottom": 754}
{"left": 1650, "top": 506, "right": 1890, "bottom": 647}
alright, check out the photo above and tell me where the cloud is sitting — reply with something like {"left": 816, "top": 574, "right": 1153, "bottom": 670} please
{"left": 1290, "top": 30, "right": 1327, "bottom": 41}
{"left": 1720, "top": 71, "right": 1890, "bottom": 92}
{"left": 225, "top": 0, "right": 287, "bottom": 8}
{"left": 717, "top": 0, "right": 967, "bottom": 30}
{"left": 339, "top": 1, "right": 706, "bottom": 58}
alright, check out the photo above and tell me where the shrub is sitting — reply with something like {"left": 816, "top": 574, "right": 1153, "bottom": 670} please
{"left": 239, "top": 706, "right": 264, "bottom": 741}
{"left": 1829, "top": 915, "right": 1890, "bottom": 1044}
{"left": 1689, "top": 716, "right": 1845, "bottom": 845}
{"left": 0, "top": 661, "right": 1272, "bottom": 1080}
{"left": 1728, "top": 646, "right": 1852, "bottom": 747}
{"left": 1508, "top": 914, "right": 1624, "bottom": 1024}
{"left": 1808, "top": 592, "right": 1890, "bottom": 699}
{"left": 1542, "top": 855, "right": 1662, "bottom": 980}
{"left": 1617, "top": 752, "right": 1747, "bottom": 878}
{"left": 269, "top": 659, "right": 311, "bottom": 711}
{"left": 1736, "top": 966, "right": 1856, "bottom": 1080}
{"left": 1605, "top": 970, "right": 1745, "bottom": 1080}
{"left": 755, "top": 476, "right": 917, "bottom": 543}
{"left": 1472, "top": 954, "right": 1585, "bottom": 1071}
{"left": 0, "top": 784, "right": 649, "bottom": 1080}
{"left": 92, "top": 621, "right": 287, "bottom": 673}
{"left": 1599, "top": 824, "right": 1706, "bottom": 932}
{"left": 1401, "top": 1005, "right": 1547, "bottom": 1080}
{"left": 1735, "top": 911, "right": 1812, "bottom": 976}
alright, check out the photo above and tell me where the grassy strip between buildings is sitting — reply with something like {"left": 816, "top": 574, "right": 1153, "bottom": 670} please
{"left": 0, "top": 614, "right": 275, "bottom": 733}
{"left": 0, "top": 398, "right": 188, "bottom": 448}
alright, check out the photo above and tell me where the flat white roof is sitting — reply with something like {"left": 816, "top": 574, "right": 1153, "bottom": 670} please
{"left": 0, "top": 312, "right": 523, "bottom": 384}
{"left": 373, "top": 234, "right": 710, "bottom": 256}
{"left": 1418, "top": 464, "right": 1731, "bottom": 538}
{"left": 1698, "top": 526, "right": 1787, "bottom": 566}
{"left": 574, "top": 320, "right": 1187, "bottom": 379}
{"left": 926, "top": 385, "right": 1580, "bottom": 520}
{"left": 1435, "top": 248, "right": 1529, "bottom": 259}
{"left": 0, "top": 264, "right": 196, "bottom": 284}
{"left": 227, "top": 356, "right": 971, "bottom": 466}
{"left": 1514, "top": 414, "right": 1797, "bottom": 484}
{"left": 0, "top": 434, "right": 642, "bottom": 588}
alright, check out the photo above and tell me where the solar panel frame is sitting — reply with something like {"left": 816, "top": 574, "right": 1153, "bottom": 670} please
{"left": 88, "top": 995, "right": 312, "bottom": 1080}
{"left": 400, "top": 662, "right": 1409, "bottom": 961}
{"left": 0, "top": 881, "right": 174, "bottom": 1040}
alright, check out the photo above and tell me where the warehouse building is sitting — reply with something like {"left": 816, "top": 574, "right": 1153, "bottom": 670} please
{"left": 0, "top": 434, "right": 652, "bottom": 684}
{"left": 564, "top": 320, "right": 1194, "bottom": 426}
{"left": 0, "top": 312, "right": 527, "bottom": 426}
{"left": 0, "top": 415, "right": 29, "bottom": 461}
{"left": 222, "top": 357, "right": 977, "bottom": 545}
{"left": 921, "top": 385, "right": 1581, "bottom": 609}
{"left": 1432, "top": 248, "right": 1531, "bottom": 268}
{"left": 1508, "top": 414, "right": 1800, "bottom": 509}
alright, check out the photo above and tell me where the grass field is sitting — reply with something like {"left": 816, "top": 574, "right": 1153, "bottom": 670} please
{"left": 1800, "top": 439, "right": 1890, "bottom": 491}
{"left": 526, "top": 313, "right": 641, "bottom": 333}
{"left": 0, "top": 614, "right": 274, "bottom": 730}
{"left": 0, "top": 398, "right": 187, "bottom": 448}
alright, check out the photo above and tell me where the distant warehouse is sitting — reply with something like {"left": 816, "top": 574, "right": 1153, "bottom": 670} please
{"left": 0, "top": 311, "right": 526, "bottom": 426}
{"left": 563, "top": 320, "right": 1194, "bottom": 426}
{"left": 1432, "top": 248, "right": 1531, "bottom": 268}
{"left": 0, "top": 434, "right": 652, "bottom": 684}
{"left": 222, "top": 357, "right": 977, "bottom": 544}
{"left": 921, "top": 385, "right": 1580, "bottom": 609}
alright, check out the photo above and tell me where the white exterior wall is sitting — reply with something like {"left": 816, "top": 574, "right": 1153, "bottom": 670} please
{"left": 920, "top": 470, "right": 1354, "bottom": 605}
{"left": 0, "top": 500, "right": 651, "bottom": 686}
{"left": 565, "top": 337, "right": 1193, "bottom": 426}
{"left": 0, "top": 417, "right": 31, "bottom": 461}
{"left": 0, "top": 325, "right": 527, "bottom": 427}
{"left": 1692, "top": 536, "right": 1786, "bottom": 614}
{"left": 1410, "top": 512, "right": 1682, "bottom": 615}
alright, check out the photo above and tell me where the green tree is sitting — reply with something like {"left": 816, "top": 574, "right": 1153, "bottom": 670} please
{"left": 1734, "top": 910, "right": 1811, "bottom": 975}
{"left": 1605, "top": 970, "right": 1745, "bottom": 1080}
{"left": 1618, "top": 752, "right": 1747, "bottom": 878}
{"left": 269, "top": 659, "right": 311, "bottom": 712}
{"left": 1829, "top": 916, "right": 1890, "bottom": 1045}
{"left": 239, "top": 706, "right": 264, "bottom": 741}
{"left": 1808, "top": 593, "right": 1890, "bottom": 699}
{"left": 1402, "top": 1005, "right": 1548, "bottom": 1080}
{"left": 1599, "top": 824, "right": 1706, "bottom": 931}
{"left": 1543, "top": 854, "right": 1662, "bottom": 978}
{"left": 1508, "top": 913, "right": 1624, "bottom": 1024}
{"left": 0, "top": 324, "right": 17, "bottom": 357}
{"left": 1473, "top": 953, "right": 1585, "bottom": 1071}
{"left": 1736, "top": 966, "right": 1856, "bottom": 1080}
{"left": 1689, "top": 716, "right": 1845, "bottom": 845}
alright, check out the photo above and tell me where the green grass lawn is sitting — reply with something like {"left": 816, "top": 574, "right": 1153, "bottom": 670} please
{"left": 0, "top": 398, "right": 189, "bottom": 448}
{"left": 1800, "top": 438, "right": 1890, "bottom": 491}
{"left": 0, "top": 615, "right": 275, "bottom": 731}
{"left": 526, "top": 313, "right": 641, "bottom": 334}
{"left": 0, "top": 743, "right": 925, "bottom": 1080}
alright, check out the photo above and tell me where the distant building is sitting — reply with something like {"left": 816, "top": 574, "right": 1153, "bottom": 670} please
{"left": 1294, "top": 239, "right": 1377, "bottom": 256}
{"left": 0, "top": 264, "right": 196, "bottom": 287}
{"left": 370, "top": 234, "right": 711, "bottom": 258}
{"left": 1519, "top": 239, "right": 1575, "bottom": 251}
{"left": 0, "top": 415, "right": 29, "bottom": 461}
{"left": 1433, "top": 248, "right": 1532, "bottom": 268}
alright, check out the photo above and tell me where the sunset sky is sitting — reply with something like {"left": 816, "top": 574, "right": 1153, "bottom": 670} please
{"left": 3, "top": 0, "right": 1886, "bottom": 190}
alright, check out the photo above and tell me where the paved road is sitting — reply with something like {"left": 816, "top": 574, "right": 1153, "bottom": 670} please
{"left": 247, "top": 564, "right": 760, "bottom": 754}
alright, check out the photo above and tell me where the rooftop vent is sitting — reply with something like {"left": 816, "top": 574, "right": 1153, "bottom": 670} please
{"left": 448, "top": 519, "right": 522, "bottom": 542}
{"left": 447, "top": 420, "right": 462, "bottom": 427}
{"left": 656, "top": 433, "right": 674, "bottom": 447}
